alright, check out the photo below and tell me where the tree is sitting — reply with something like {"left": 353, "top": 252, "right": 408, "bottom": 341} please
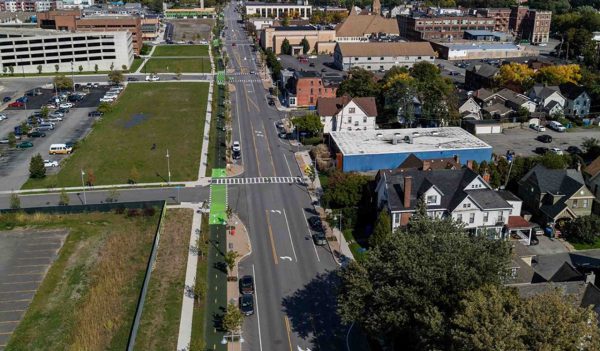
{"left": 8, "top": 66, "right": 14, "bottom": 75}
{"left": 107, "top": 70, "right": 124, "bottom": 85}
{"left": 37, "top": 65, "right": 42, "bottom": 74}
{"left": 129, "top": 166, "right": 140, "bottom": 184}
{"left": 539, "top": 152, "right": 570, "bottom": 169}
{"left": 535, "top": 64, "right": 581, "bottom": 85}
{"left": 563, "top": 215, "right": 600, "bottom": 244}
{"left": 10, "top": 192, "right": 20, "bottom": 209}
{"left": 583, "top": 137, "right": 600, "bottom": 159}
{"left": 516, "top": 106, "right": 530, "bottom": 123}
{"left": 97, "top": 102, "right": 113, "bottom": 114}
{"left": 53, "top": 75, "right": 73, "bottom": 90}
{"left": 58, "top": 189, "right": 69, "bottom": 206}
{"left": 29, "top": 154, "right": 46, "bottom": 179}
{"left": 20, "top": 121, "right": 31, "bottom": 135}
{"left": 322, "top": 171, "right": 369, "bottom": 209}
{"left": 527, "top": 0, "right": 571, "bottom": 13}
{"left": 224, "top": 250, "right": 240, "bottom": 274}
{"left": 337, "top": 67, "right": 379, "bottom": 98}
{"left": 94, "top": 64, "right": 99, "bottom": 73}
{"left": 495, "top": 63, "right": 535, "bottom": 90}
{"left": 337, "top": 215, "right": 511, "bottom": 349}
{"left": 291, "top": 113, "right": 322, "bottom": 136}
{"left": 40, "top": 106, "right": 49, "bottom": 118}
{"left": 222, "top": 302, "right": 244, "bottom": 333}
{"left": 54, "top": 64, "right": 59, "bottom": 73}
{"left": 280, "top": 38, "right": 292, "bottom": 55}
{"left": 300, "top": 37, "right": 310, "bottom": 54}
{"left": 369, "top": 211, "right": 392, "bottom": 248}
{"left": 7, "top": 132, "right": 16, "bottom": 148}
{"left": 78, "top": 65, "right": 83, "bottom": 74}
{"left": 110, "top": 62, "right": 114, "bottom": 71}
{"left": 121, "top": 64, "right": 127, "bottom": 71}
{"left": 86, "top": 168, "right": 96, "bottom": 186}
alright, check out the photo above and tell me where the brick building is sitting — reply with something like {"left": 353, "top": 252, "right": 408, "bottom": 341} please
{"left": 476, "top": 8, "right": 511, "bottom": 32}
{"left": 37, "top": 10, "right": 143, "bottom": 54}
{"left": 286, "top": 71, "right": 338, "bottom": 108}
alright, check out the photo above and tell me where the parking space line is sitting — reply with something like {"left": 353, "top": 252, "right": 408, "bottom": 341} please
{"left": 282, "top": 209, "right": 298, "bottom": 262}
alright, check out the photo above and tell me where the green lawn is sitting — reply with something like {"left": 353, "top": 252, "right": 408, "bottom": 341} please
{"left": 22, "top": 82, "right": 209, "bottom": 188}
{"left": 189, "top": 214, "right": 209, "bottom": 351}
{"left": 4, "top": 211, "right": 159, "bottom": 351}
{"left": 571, "top": 238, "right": 600, "bottom": 250}
{"left": 134, "top": 209, "right": 193, "bottom": 351}
{"left": 129, "top": 58, "right": 144, "bottom": 72}
{"left": 141, "top": 58, "right": 211, "bottom": 73}
{"left": 153, "top": 45, "right": 210, "bottom": 57}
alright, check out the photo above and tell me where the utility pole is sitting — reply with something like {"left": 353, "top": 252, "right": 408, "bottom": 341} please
{"left": 81, "top": 169, "right": 87, "bottom": 205}
{"left": 166, "top": 149, "right": 171, "bottom": 184}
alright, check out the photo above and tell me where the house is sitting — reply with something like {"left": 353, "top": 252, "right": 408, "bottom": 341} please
{"left": 316, "top": 96, "right": 377, "bottom": 133}
{"left": 559, "top": 83, "right": 591, "bottom": 119}
{"left": 459, "top": 96, "right": 482, "bottom": 120}
{"left": 285, "top": 71, "right": 338, "bottom": 108}
{"left": 528, "top": 84, "right": 565, "bottom": 115}
{"left": 333, "top": 41, "right": 436, "bottom": 71}
{"left": 496, "top": 88, "right": 536, "bottom": 113}
{"left": 473, "top": 88, "right": 535, "bottom": 119}
{"left": 583, "top": 156, "right": 600, "bottom": 199}
{"left": 518, "top": 164, "right": 595, "bottom": 225}
{"left": 395, "top": 153, "right": 461, "bottom": 171}
{"left": 376, "top": 168, "right": 513, "bottom": 235}
{"left": 465, "top": 63, "right": 499, "bottom": 90}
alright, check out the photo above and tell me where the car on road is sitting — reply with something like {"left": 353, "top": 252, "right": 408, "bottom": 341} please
{"left": 535, "top": 147, "right": 549, "bottom": 155}
{"left": 145, "top": 75, "right": 160, "bottom": 81}
{"left": 250, "top": 70, "right": 255, "bottom": 74}
{"left": 0, "top": 114, "right": 6, "bottom": 121}
{"left": 57, "top": 107, "right": 70, "bottom": 114}
{"left": 59, "top": 102, "right": 74, "bottom": 109}
{"left": 239, "top": 275, "right": 254, "bottom": 294}
{"left": 550, "top": 147, "right": 564, "bottom": 155}
{"left": 312, "top": 232, "right": 327, "bottom": 246}
{"left": 9, "top": 101, "right": 24, "bottom": 108}
{"left": 268, "top": 99, "right": 275, "bottom": 106}
{"left": 16, "top": 141, "right": 33, "bottom": 148}
{"left": 530, "top": 124, "right": 545, "bottom": 132}
{"left": 3, "top": 96, "right": 11, "bottom": 103}
{"left": 127, "top": 77, "right": 139, "bottom": 81}
{"left": 567, "top": 146, "right": 583, "bottom": 155}
{"left": 99, "top": 97, "right": 116, "bottom": 102}
{"left": 232, "top": 43, "right": 236, "bottom": 46}
{"left": 232, "top": 141, "right": 241, "bottom": 152}
{"left": 537, "top": 134, "right": 552, "bottom": 143}
{"left": 239, "top": 294, "right": 254, "bottom": 316}
{"left": 308, "top": 216, "right": 324, "bottom": 231}
{"left": 44, "top": 160, "right": 59, "bottom": 167}
{"left": 28, "top": 131, "right": 46, "bottom": 138}
{"left": 88, "top": 111, "right": 103, "bottom": 117}
{"left": 49, "top": 111, "right": 64, "bottom": 118}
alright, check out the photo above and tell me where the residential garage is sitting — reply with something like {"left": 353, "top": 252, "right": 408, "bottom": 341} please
{"left": 463, "top": 119, "right": 503, "bottom": 135}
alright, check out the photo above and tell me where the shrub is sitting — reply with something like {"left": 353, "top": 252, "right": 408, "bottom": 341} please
{"left": 564, "top": 215, "right": 600, "bottom": 244}
{"left": 143, "top": 207, "right": 156, "bottom": 217}
{"left": 302, "top": 136, "right": 322, "bottom": 146}
{"left": 126, "top": 208, "right": 140, "bottom": 217}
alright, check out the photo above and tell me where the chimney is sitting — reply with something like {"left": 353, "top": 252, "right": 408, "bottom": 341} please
{"left": 483, "top": 170, "right": 490, "bottom": 183}
{"left": 466, "top": 160, "right": 473, "bottom": 170}
{"left": 586, "top": 272, "right": 596, "bottom": 285}
{"left": 403, "top": 176, "right": 412, "bottom": 208}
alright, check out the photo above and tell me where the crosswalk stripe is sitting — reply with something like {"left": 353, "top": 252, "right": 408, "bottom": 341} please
{"left": 210, "top": 177, "right": 303, "bottom": 185}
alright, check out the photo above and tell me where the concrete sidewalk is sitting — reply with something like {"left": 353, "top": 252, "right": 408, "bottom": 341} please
{"left": 175, "top": 202, "right": 203, "bottom": 351}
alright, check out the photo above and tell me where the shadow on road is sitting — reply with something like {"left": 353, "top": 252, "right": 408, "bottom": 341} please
{"left": 282, "top": 270, "right": 346, "bottom": 350}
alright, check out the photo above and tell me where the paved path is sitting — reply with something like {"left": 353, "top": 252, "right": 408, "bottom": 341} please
{"left": 135, "top": 45, "right": 157, "bottom": 74}
{"left": 175, "top": 202, "right": 203, "bottom": 351}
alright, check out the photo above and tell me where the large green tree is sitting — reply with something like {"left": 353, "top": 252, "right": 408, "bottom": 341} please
{"left": 300, "top": 37, "right": 310, "bottom": 55}
{"left": 563, "top": 215, "right": 600, "bottom": 244}
{"left": 322, "top": 171, "right": 369, "bottom": 209}
{"left": 280, "top": 38, "right": 292, "bottom": 55}
{"left": 291, "top": 113, "right": 322, "bottom": 135}
{"left": 337, "top": 215, "right": 511, "bottom": 349}
{"left": 53, "top": 74, "right": 73, "bottom": 90}
{"left": 336, "top": 67, "right": 379, "bottom": 98}
{"left": 368, "top": 210, "right": 392, "bottom": 248}
{"left": 29, "top": 154, "right": 46, "bottom": 179}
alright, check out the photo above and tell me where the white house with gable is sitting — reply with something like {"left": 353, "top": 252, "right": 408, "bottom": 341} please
{"left": 316, "top": 96, "right": 378, "bottom": 133}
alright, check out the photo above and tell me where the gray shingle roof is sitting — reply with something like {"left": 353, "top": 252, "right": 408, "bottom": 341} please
{"left": 469, "top": 63, "right": 498, "bottom": 78}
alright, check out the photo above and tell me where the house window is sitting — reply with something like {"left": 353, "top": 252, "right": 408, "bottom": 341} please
{"left": 469, "top": 213, "right": 475, "bottom": 223}
{"left": 349, "top": 107, "right": 355, "bottom": 113}
{"left": 457, "top": 214, "right": 463, "bottom": 222}
{"left": 347, "top": 117, "right": 351, "bottom": 123}
{"left": 483, "top": 212, "right": 489, "bottom": 223}
{"left": 426, "top": 195, "right": 437, "bottom": 204}
{"left": 380, "top": 57, "right": 384, "bottom": 60}
{"left": 354, "top": 121, "right": 359, "bottom": 126}
{"left": 354, "top": 57, "right": 358, "bottom": 61}
{"left": 497, "top": 211, "right": 504, "bottom": 222}
{"left": 363, "top": 116, "right": 367, "bottom": 123}
{"left": 583, "top": 199, "right": 589, "bottom": 208}
{"left": 463, "top": 203, "right": 471, "bottom": 208}
{"left": 572, "top": 199, "right": 578, "bottom": 208}
{"left": 367, "top": 57, "right": 372, "bottom": 60}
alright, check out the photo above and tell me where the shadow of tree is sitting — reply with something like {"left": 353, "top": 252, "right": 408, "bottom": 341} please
{"left": 282, "top": 270, "right": 346, "bottom": 350}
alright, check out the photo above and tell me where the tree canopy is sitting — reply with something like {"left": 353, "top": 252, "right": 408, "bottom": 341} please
{"left": 336, "top": 67, "right": 380, "bottom": 98}
{"left": 280, "top": 38, "right": 292, "bottom": 55}
{"left": 536, "top": 64, "right": 581, "bottom": 85}
{"left": 322, "top": 171, "right": 369, "bottom": 209}
{"left": 495, "top": 63, "right": 535, "bottom": 90}
{"left": 53, "top": 75, "right": 73, "bottom": 90}
{"left": 291, "top": 113, "right": 323, "bottom": 135}
{"left": 337, "top": 214, "right": 511, "bottom": 349}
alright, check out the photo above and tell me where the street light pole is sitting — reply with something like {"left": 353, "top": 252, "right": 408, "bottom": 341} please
{"left": 71, "top": 62, "right": 75, "bottom": 93}
{"left": 166, "top": 149, "right": 171, "bottom": 184}
{"left": 81, "top": 169, "right": 87, "bottom": 205}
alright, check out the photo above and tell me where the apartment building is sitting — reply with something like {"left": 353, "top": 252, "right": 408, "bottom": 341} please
{"left": 0, "top": 0, "right": 62, "bottom": 12}
{"left": 286, "top": 71, "right": 338, "bottom": 108}
{"left": 37, "top": 10, "right": 143, "bottom": 54}
{"left": 476, "top": 8, "right": 511, "bottom": 32}
{"left": 0, "top": 27, "right": 133, "bottom": 73}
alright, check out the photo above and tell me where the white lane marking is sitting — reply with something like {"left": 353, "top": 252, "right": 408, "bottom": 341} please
{"left": 252, "top": 264, "right": 264, "bottom": 351}
{"left": 301, "top": 210, "right": 320, "bottom": 262}
{"left": 283, "top": 152, "right": 294, "bottom": 178}
{"left": 270, "top": 210, "right": 281, "bottom": 214}
{"left": 282, "top": 209, "right": 298, "bottom": 262}
{"left": 280, "top": 256, "right": 293, "bottom": 261}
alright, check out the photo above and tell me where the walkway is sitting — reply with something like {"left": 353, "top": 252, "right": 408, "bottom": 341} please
{"left": 174, "top": 202, "right": 203, "bottom": 351}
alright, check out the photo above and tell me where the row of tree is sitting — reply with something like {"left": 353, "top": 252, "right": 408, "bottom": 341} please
{"left": 280, "top": 37, "right": 310, "bottom": 55}
{"left": 495, "top": 62, "right": 582, "bottom": 91}
{"left": 338, "top": 206, "right": 600, "bottom": 349}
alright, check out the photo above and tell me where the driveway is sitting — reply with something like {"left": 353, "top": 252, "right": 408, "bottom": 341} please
{"left": 527, "top": 235, "right": 570, "bottom": 256}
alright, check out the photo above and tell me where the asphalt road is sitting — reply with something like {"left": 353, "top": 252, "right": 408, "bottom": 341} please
{"left": 223, "top": 4, "right": 343, "bottom": 350}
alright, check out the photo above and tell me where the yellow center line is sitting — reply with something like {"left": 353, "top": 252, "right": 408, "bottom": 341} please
{"left": 265, "top": 210, "right": 278, "bottom": 265}
{"left": 0, "top": 299, "right": 31, "bottom": 303}
{"left": 0, "top": 320, "right": 19, "bottom": 324}
{"left": 0, "top": 290, "right": 36, "bottom": 294}
{"left": 261, "top": 119, "right": 277, "bottom": 176}
{"left": 0, "top": 281, "right": 41, "bottom": 285}
{"left": 284, "top": 316, "right": 293, "bottom": 351}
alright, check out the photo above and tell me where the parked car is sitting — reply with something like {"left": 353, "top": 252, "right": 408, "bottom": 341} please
{"left": 0, "top": 114, "right": 6, "bottom": 121}
{"left": 239, "top": 294, "right": 254, "bottom": 316}
{"left": 239, "top": 275, "right": 254, "bottom": 294}
{"left": 145, "top": 75, "right": 160, "bottom": 81}
{"left": 88, "top": 111, "right": 103, "bottom": 117}
{"left": 59, "top": 102, "right": 73, "bottom": 109}
{"left": 535, "top": 147, "right": 549, "bottom": 155}
{"left": 537, "top": 134, "right": 552, "bottom": 143}
{"left": 127, "top": 77, "right": 139, "bottom": 81}
{"left": 16, "top": 141, "right": 33, "bottom": 148}
{"left": 44, "top": 117, "right": 63, "bottom": 122}
{"left": 28, "top": 131, "right": 46, "bottom": 138}
{"left": 567, "top": 146, "right": 583, "bottom": 155}
{"left": 530, "top": 124, "right": 545, "bottom": 132}
{"left": 44, "top": 159, "right": 59, "bottom": 167}
{"left": 57, "top": 107, "right": 70, "bottom": 114}
{"left": 232, "top": 141, "right": 241, "bottom": 152}
{"left": 448, "top": 71, "right": 460, "bottom": 76}
{"left": 548, "top": 120, "right": 566, "bottom": 132}
{"left": 550, "top": 147, "right": 564, "bottom": 155}
{"left": 268, "top": 99, "right": 275, "bottom": 106}
{"left": 312, "top": 232, "right": 327, "bottom": 246}
{"left": 16, "top": 96, "right": 28, "bottom": 103}
{"left": 8, "top": 101, "right": 24, "bottom": 108}
{"left": 49, "top": 112, "right": 64, "bottom": 118}
{"left": 308, "top": 216, "right": 323, "bottom": 231}
{"left": 3, "top": 96, "right": 11, "bottom": 103}
{"left": 99, "top": 97, "right": 116, "bottom": 102}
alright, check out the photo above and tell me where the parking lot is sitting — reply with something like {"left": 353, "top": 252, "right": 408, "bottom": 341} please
{"left": 478, "top": 126, "right": 599, "bottom": 157}
{"left": 0, "top": 86, "right": 109, "bottom": 191}
{"left": 277, "top": 54, "right": 345, "bottom": 77}
{"left": 0, "top": 229, "right": 68, "bottom": 349}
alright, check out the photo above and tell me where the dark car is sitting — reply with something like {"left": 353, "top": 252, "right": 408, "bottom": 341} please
{"left": 309, "top": 62, "right": 315, "bottom": 67}
{"left": 530, "top": 236, "right": 539, "bottom": 246}
{"left": 28, "top": 131, "right": 46, "bottom": 138}
{"left": 239, "top": 294, "right": 254, "bottom": 316}
{"left": 16, "top": 141, "right": 33, "bottom": 148}
{"left": 308, "top": 216, "right": 323, "bottom": 231}
{"left": 65, "top": 141, "right": 76, "bottom": 149}
{"left": 312, "top": 232, "right": 327, "bottom": 246}
{"left": 567, "top": 146, "right": 583, "bottom": 155}
{"left": 16, "top": 96, "right": 28, "bottom": 103}
{"left": 88, "top": 111, "right": 103, "bottom": 117}
{"left": 3, "top": 96, "right": 11, "bottom": 103}
{"left": 57, "top": 107, "right": 70, "bottom": 114}
{"left": 537, "top": 134, "right": 552, "bottom": 143}
{"left": 239, "top": 275, "right": 254, "bottom": 294}
{"left": 268, "top": 99, "right": 275, "bottom": 106}
{"left": 127, "top": 77, "right": 139, "bottom": 81}
{"left": 535, "top": 147, "right": 549, "bottom": 155}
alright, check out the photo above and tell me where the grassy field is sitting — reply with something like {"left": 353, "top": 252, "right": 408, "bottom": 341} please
{"left": 153, "top": 45, "right": 209, "bottom": 57}
{"left": 129, "top": 58, "right": 144, "bottom": 72}
{"left": 22, "top": 82, "right": 209, "bottom": 188}
{"left": 141, "top": 58, "right": 211, "bottom": 73}
{"left": 3, "top": 210, "right": 160, "bottom": 351}
{"left": 190, "top": 214, "right": 209, "bottom": 351}
{"left": 134, "top": 209, "right": 193, "bottom": 351}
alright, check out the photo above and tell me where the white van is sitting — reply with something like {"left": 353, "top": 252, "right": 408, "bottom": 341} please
{"left": 49, "top": 143, "right": 72, "bottom": 155}
{"left": 548, "top": 121, "right": 566, "bottom": 132}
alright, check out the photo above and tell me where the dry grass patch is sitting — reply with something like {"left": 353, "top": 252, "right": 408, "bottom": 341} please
{"left": 134, "top": 208, "right": 193, "bottom": 351}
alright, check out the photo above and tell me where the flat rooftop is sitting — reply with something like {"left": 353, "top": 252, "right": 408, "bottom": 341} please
{"left": 443, "top": 42, "right": 520, "bottom": 51}
{"left": 246, "top": 2, "right": 311, "bottom": 6}
{"left": 330, "top": 127, "right": 492, "bottom": 156}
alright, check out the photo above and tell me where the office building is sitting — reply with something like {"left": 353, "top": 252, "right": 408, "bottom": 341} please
{"left": 245, "top": 1, "right": 312, "bottom": 19}
{"left": 260, "top": 25, "right": 336, "bottom": 54}
{"left": 333, "top": 41, "right": 435, "bottom": 71}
